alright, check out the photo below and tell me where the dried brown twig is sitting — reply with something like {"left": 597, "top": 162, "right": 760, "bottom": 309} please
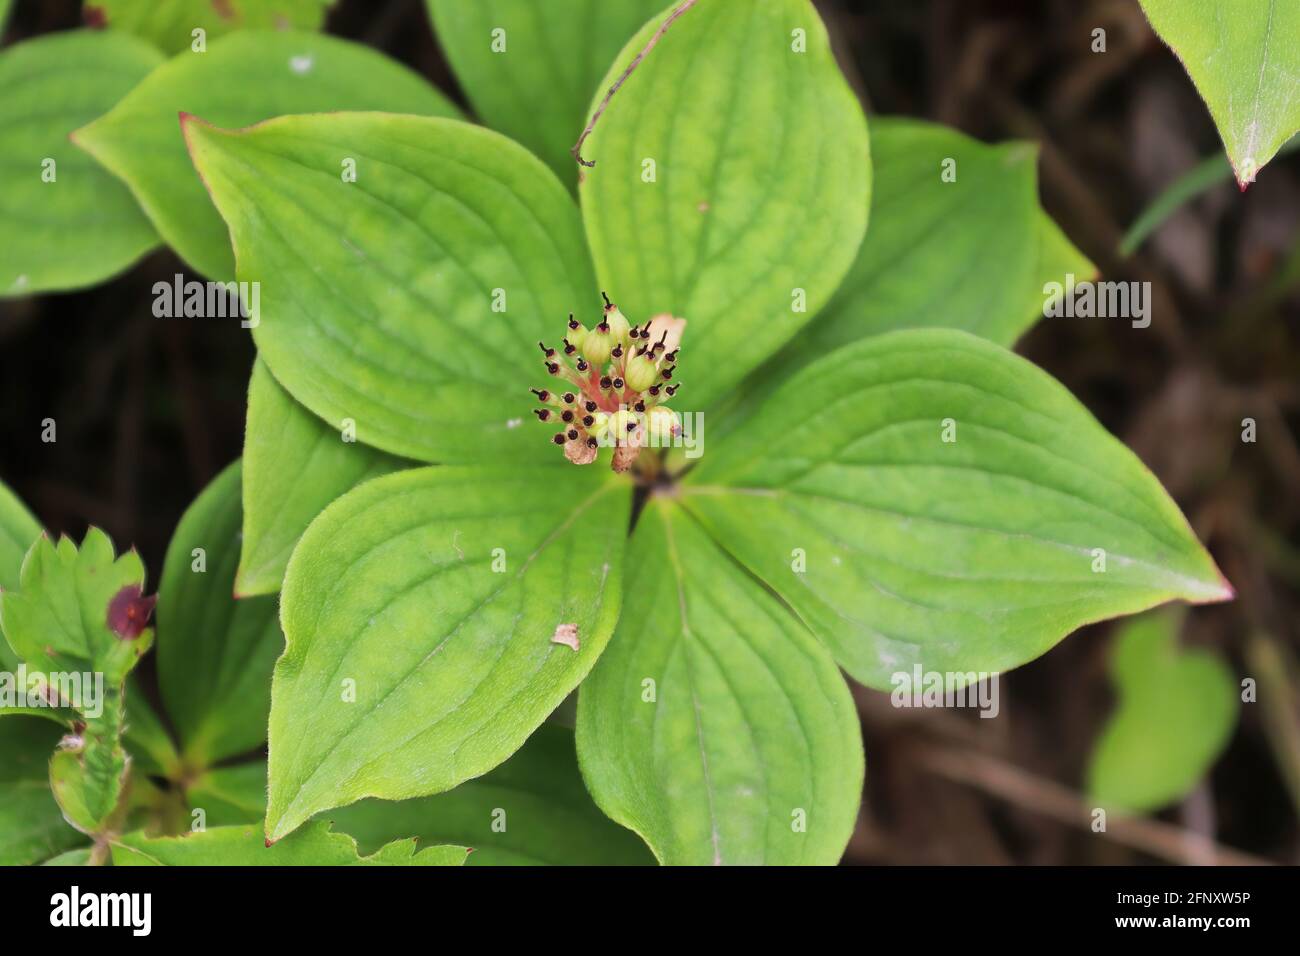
{"left": 571, "top": 0, "right": 699, "bottom": 168}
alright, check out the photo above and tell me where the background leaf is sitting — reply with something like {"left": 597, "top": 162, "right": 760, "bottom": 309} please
{"left": 0, "top": 480, "right": 40, "bottom": 671}
{"left": 41, "top": 847, "right": 92, "bottom": 866}
{"left": 184, "top": 110, "right": 598, "bottom": 463}
{"left": 579, "top": 0, "right": 871, "bottom": 411}
{"left": 426, "top": 0, "right": 666, "bottom": 187}
{"left": 0, "top": 30, "right": 161, "bottom": 296}
{"left": 74, "top": 31, "right": 462, "bottom": 280}
{"left": 239, "top": 359, "right": 410, "bottom": 596}
{"left": 795, "top": 117, "right": 1092, "bottom": 352}
{"left": 683, "top": 329, "right": 1232, "bottom": 690}
{"left": 158, "top": 461, "right": 281, "bottom": 767}
{"left": 1086, "top": 611, "right": 1237, "bottom": 812}
{"left": 577, "top": 500, "right": 862, "bottom": 865}
{"left": 179, "top": 727, "right": 654, "bottom": 863}
{"left": 0, "top": 717, "right": 83, "bottom": 865}
{"left": 93, "top": 0, "right": 333, "bottom": 55}
{"left": 267, "top": 465, "right": 629, "bottom": 841}
{"left": 187, "top": 762, "right": 271, "bottom": 827}
{"left": 121, "top": 676, "right": 181, "bottom": 779}
{"left": 111, "top": 820, "right": 468, "bottom": 865}
{"left": 328, "top": 724, "right": 654, "bottom": 865}
{"left": 1139, "top": 0, "right": 1300, "bottom": 185}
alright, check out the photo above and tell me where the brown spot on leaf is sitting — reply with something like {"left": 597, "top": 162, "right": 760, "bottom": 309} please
{"left": 551, "top": 623, "right": 580, "bottom": 651}
{"left": 211, "top": 0, "right": 237, "bottom": 21}
{"left": 107, "top": 584, "right": 156, "bottom": 639}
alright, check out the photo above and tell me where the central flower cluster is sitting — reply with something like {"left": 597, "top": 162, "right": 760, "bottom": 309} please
{"left": 532, "top": 293, "right": 682, "bottom": 471}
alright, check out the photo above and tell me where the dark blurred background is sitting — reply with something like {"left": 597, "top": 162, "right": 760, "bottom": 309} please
{"left": 1, "top": 0, "right": 1297, "bottom": 864}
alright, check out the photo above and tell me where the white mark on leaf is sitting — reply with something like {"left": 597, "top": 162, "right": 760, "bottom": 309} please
{"left": 551, "top": 623, "right": 579, "bottom": 651}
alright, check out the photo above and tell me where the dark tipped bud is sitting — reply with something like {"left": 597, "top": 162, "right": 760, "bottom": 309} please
{"left": 563, "top": 339, "right": 576, "bottom": 354}
{"left": 613, "top": 377, "right": 624, "bottom": 389}
{"left": 534, "top": 409, "right": 552, "bottom": 422}
{"left": 553, "top": 433, "right": 566, "bottom": 445}
{"left": 600, "top": 376, "right": 613, "bottom": 390}
{"left": 583, "top": 414, "right": 595, "bottom": 426}
{"left": 634, "top": 400, "right": 646, "bottom": 412}
{"left": 562, "top": 392, "right": 576, "bottom": 404}
{"left": 648, "top": 385, "right": 661, "bottom": 396}
{"left": 612, "top": 344, "right": 624, "bottom": 359}
{"left": 665, "top": 384, "right": 680, "bottom": 396}
{"left": 584, "top": 400, "right": 597, "bottom": 413}
{"left": 661, "top": 366, "right": 674, "bottom": 380}
{"left": 576, "top": 358, "right": 589, "bottom": 372}
{"left": 530, "top": 388, "right": 549, "bottom": 402}
{"left": 538, "top": 341, "right": 556, "bottom": 358}
{"left": 586, "top": 437, "right": 598, "bottom": 448}
{"left": 561, "top": 410, "right": 574, "bottom": 423}
{"left": 567, "top": 428, "right": 579, "bottom": 441}
{"left": 546, "top": 361, "right": 560, "bottom": 375}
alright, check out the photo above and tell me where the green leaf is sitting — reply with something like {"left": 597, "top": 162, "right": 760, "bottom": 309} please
{"left": 0, "top": 30, "right": 161, "bottom": 297}
{"left": 682, "top": 329, "right": 1233, "bottom": 690}
{"left": 0, "top": 481, "right": 39, "bottom": 591}
{"left": 0, "top": 717, "right": 83, "bottom": 865}
{"left": 186, "top": 729, "right": 654, "bottom": 864}
{"left": 238, "top": 359, "right": 410, "bottom": 596}
{"left": 577, "top": 500, "right": 862, "bottom": 865}
{"left": 267, "top": 464, "right": 629, "bottom": 841}
{"left": 1086, "top": 611, "right": 1237, "bottom": 812}
{"left": 73, "top": 31, "right": 462, "bottom": 280}
{"left": 49, "top": 711, "right": 127, "bottom": 836}
{"left": 0, "top": 529, "right": 154, "bottom": 685}
{"left": 187, "top": 762, "right": 270, "bottom": 827}
{"left": 0, "top": 480, "right": 40, "bottom": 671}
{"left": 328, "top": 725, "right": 655, "bottom": 865}
{"left": 158, "top": 461, "right": 281, "bottom": 767}
{"left": 41, "top": 847, "right": 93, "bottom": 866}
{"left": 798, "top": 118, "right": 1092, "bottom": 352}
{"left": 94, "top": 0, "right": 332, "bottom": 56}
{"left": 426, "top": 0, "right": 667, "bottom": 187}
{"left": 1139, "top": 0, "right": 1300, "bottom": 185}
{"left": 111, "top": 820, "right": 469, "bottom": 866}
{"left": 184, "top": 110, "right": 599, "bottom": 463}
{"left": 121, "top": 676, "right": 182, "bottom": 778}
{"left": 579, "top": 0, "right": 870, "bottom": 411}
